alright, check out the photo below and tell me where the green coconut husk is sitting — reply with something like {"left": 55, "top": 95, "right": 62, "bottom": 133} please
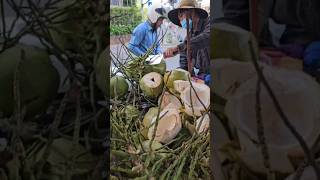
{"left": 0, "top": 44, "right": 60, "bottom": 117}
{"left": 211, "top": 23, "right": 259, "bottom": 62}
{"left": 95, "top": 47, "right": 109, "bottom": 96}
{"left": 110, "top": 76, "right": 128, "bottom": 99}
{"left": 139, "top": 72, "right": 164, "bottom": 98}
{"left": 143, "top": 59, "right": 166, "bottom": 76}
{"left": 20, "top": 138, "right": 98, "bottom": 180}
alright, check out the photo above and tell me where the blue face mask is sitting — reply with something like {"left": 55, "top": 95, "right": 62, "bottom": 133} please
{"left": 181, "top": 19, "right": 192, "bottom": 29}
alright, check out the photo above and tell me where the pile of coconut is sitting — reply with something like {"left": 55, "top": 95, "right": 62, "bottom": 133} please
{"left": 110, "top": 55, "right": 211, "bottom": 179}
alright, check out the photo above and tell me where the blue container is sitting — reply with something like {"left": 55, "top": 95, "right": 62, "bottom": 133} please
{"left": 204, "top": 74, "right": 211, "bottom": 86}
{"left": 304, "top": 41, "right": 320, "bottom": 68}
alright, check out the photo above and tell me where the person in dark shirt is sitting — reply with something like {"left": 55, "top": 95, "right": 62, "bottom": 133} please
{"left": 164, "top": 0, "right": 211, "bottom": 75}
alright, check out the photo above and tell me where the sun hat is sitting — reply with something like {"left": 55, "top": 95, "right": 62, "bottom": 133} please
{"left": 168, "top": 0, "right": 208, "bottom": 27}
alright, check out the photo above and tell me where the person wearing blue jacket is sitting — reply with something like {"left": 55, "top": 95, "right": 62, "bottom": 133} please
{"left": 128, "top": 2, "right": 167, "bottom": 56}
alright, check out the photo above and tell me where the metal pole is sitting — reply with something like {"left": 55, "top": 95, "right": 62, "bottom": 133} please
{"left": 186, "top": 12, "right": 192, "bottom": 74}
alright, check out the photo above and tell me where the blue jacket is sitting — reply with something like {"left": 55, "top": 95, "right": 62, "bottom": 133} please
{"left": 128, "top": 21, "right": 162, "bottom": 56}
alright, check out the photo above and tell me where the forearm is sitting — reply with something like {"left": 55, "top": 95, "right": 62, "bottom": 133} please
{"left": 128, "top": 44, "right": 145, "bottom": 56}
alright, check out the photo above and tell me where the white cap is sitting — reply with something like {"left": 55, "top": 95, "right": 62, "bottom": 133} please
{"left": 147, "top": 2, "right": 167, "bottom": 24}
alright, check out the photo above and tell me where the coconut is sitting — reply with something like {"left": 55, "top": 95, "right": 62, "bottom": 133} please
{"left": 211, "top": 23, "right": 259, "bottom": 62}
{"left": 110, "top": 76, "right": 128, "bottom": 99}
{"left": 148, "top": 109, "right": 182, "bottom": 144}
{"left": 26, "top": 138, "right": 96, "bottom": 178}
{"left": 180, "top": 83, "right": 210, "bottom": 117}
{"left": 95, "top": 48, "right": 109, "bottom": 96}
{"left": 158, "top": 91, "right": 182, "bottom": 110}
{"left": 144, "top": 59, "right": 166, "bottom": 75}
{"left": 196, "top": 114, "right": 210, "bottom": 134}
{"left": 139, "top": 72, "right": 164, "bottom": 98}
{"left": 164, "top": 69, "right": 190, "bottom": 93}
{"left": 142, "top": 107, "right": 160, "bottom": 139}
{"left": 0, "top": 45, "right": 60, "bottom": 117}
{"left": 225, "top": 65, "right": 320, "bottom": 173}
{"left": 211, "top": 59, "right": 258, "bottom": 99}
{"left": 173, "top": 80, "right": 192, "bottom": 94}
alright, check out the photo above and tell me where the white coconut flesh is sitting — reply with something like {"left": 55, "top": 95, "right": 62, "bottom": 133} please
{"left": 211, "top": 59, "right": 258, "bottom": 99}
{"left": 159, "top": 91, "right": 181, "bottom": 110}
{"left": 142, "top": 72, "right": 162, "bottom": 88}
{"left": 180, "top": 83, "right": 210, "bottom": 117}
{"left": 196, "top": 114, "right": 210, "bottom": 134}
{"left": 225, "top": 66, "right": 320, "bottom": 173}
{"left": 148, "top": 109, "right": 182, "bottom": 144}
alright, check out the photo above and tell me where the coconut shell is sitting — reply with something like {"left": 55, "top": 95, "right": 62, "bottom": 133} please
{"left": 0, "top": 45, "right": 60, "bottom": 117}
{"left": 139, "top": 72, "right": 164, "bottom": 98}
{"left": 110, "top": 76, "right": 128, "bottom": 99}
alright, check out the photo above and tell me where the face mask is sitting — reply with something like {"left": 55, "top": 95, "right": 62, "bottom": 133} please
{"left": 181, "top": 19, "right": 192, "bottom": 29}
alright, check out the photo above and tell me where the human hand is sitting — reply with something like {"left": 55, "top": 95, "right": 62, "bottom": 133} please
{"left": 164, "top": 47, "right": 178, "bottom": 58}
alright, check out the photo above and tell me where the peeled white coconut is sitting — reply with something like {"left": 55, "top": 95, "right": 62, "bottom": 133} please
{"left": 148, "top": 109, "right": 182, "bottom": 144}
{"left": 162, "top": 102, "right": 181, "bottom": 112}
{"left": 173, "top": 80, "right": 193, "bottom": 94}
{"left": 211, "top": 23, "right": 259, "bottom": 62}
{"left": 164, "top": 69, "right": 190, "bottom": 93}
{"left": 180, "top": 83, "right": 210, "bottom": 117}
{"left": 140, "top": 72, "right": 164, "bottom": 98}
{"left": 158, "top": 91, "right": 182, "bottom": 110}
{"left": 211, "top": 59, "right": 259, "bottom": 99}
{"left": 225, "top": 65, "right": 320, "bottom": 173}
{"left": 196, "top": 114, "right": 210, "bottom": 134}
